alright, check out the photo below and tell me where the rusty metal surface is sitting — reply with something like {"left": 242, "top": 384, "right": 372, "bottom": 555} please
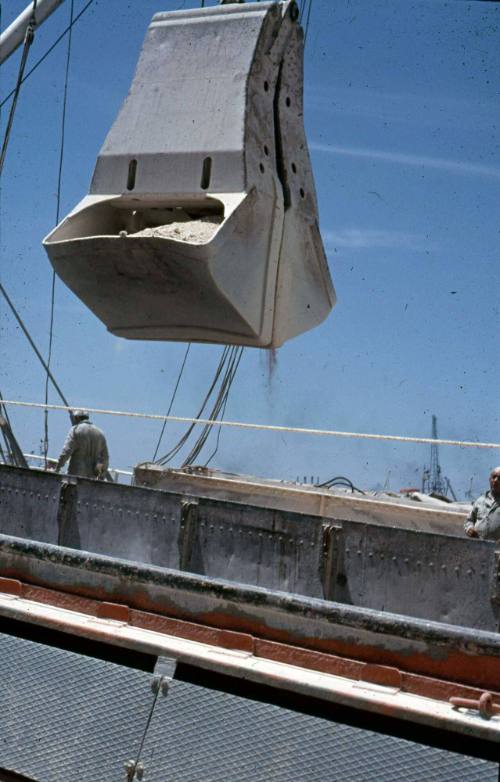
{"left": 0, "top": 631, "right": 497, "bottom": 781}
{"left": 3, "top": 588, "right": 500, "bottom": 744}
{"left": 0, "top": 533, "right": 499, "bottom": 693}
{"left": 2, "top": 575, "right": 500, "bottom": 715}
{"left": 450, "top": 693, "right": 500, "bottom": 720}
{"left": 0, "top": 465, "right": 498, "bottom": 631}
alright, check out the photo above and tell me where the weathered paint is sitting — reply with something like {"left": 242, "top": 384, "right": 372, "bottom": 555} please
{"left": 1, "top": 589, "right": 499, "bottom": 744}
{"left": 1, "top": 465, "right": 498, "bottom": 630}
{"left": 0, "top": 576, "right": 22, "bottom": 596}
{"left": 2, "top": 585, "right": 500, "bottom": 751}
{"left": 1, "top": 544, "right": 499, "bottom": 696}
{"left": 95, "top": 601, "right": 130, "bottom": 623}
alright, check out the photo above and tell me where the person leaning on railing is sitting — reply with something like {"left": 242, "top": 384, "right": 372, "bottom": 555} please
{"left": 464, "top": 467, "right": 500, "bottom": 541}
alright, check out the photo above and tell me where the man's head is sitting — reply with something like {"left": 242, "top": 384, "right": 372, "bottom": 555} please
{"left": 72, "top": 410, "right": 89, "bottom": 423}
{"left": 489, "top": 467, "right": 500, "bottom": 498}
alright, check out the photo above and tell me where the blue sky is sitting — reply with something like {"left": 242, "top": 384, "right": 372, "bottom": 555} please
{"left": 1, "top": 0, "right": 499, "bottom": 496}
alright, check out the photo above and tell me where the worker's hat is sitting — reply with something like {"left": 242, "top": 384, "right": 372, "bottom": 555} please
{"left": 72, "top": 410, "right": 89, "bottom": 421}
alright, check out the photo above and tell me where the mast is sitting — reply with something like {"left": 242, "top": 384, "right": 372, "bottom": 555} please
{"left": 422, "top": 415, "right": 453, "bottom": 497}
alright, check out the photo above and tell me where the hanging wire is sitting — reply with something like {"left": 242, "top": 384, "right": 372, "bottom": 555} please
{"left": 0, "top": 282, "right": 69, "bottom": 407}
{"left": 202, "top": 348, "right": 243, "bottom": 467}
{"left": 155, "top": 345, "right": 244, "bottom": 467}
{"left": 0, "top": 0, "right": 95, "bottom": 111}
{"left": 0, "top": 0, "right": 37, "bottom": 177}
{"left": 152, "top": 343, "right": 191, "bottom": 461}
{"left": 183, "top": 346, "right": 241, "bottom": 465}
{"left": 182, "top": 345, "right": 244, "bottom": 467}
{"left": 317, "top": 475, "right": 366, "bottom": 494}
{"left": 155, "top": 346, "right": 232, "bottom": 465}
{"left": 203, "top": 391, "right": 229, "bottom": 468}
{"left": 42, "top": 0, "right": 75, "bottom": 466}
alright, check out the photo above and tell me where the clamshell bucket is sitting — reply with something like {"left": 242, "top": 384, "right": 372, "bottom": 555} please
{"left": 43, "top": 1, "right": 335, "bottom": 347}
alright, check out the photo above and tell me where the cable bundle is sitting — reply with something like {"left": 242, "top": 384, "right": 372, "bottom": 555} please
{"left": 155, "top": 346, "right": 244, "bottom": 468}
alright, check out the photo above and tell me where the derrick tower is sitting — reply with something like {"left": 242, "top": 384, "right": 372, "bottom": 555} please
{"left": 422, "top": 415, "right": 456, "bottom": 499}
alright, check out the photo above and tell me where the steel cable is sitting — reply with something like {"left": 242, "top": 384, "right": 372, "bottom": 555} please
{"left": 0, "top": 283, "right": 69, "bottom": 407}
{"left": 43, "top": 0, "right": 75, "bottom": 466}
{"left": 202, "top": 347, "right": 243, "bottom": 468}
{"left": 182, "top": 346, "right": 243, "bottom": 467}
{"left": 0, "top": 0, "right": 95, "bottom": 111}
{"left": 0, "top": 1, "right": 37, "bottom": 177}
{"left": 152, "top": 343, "right": 191, "bottom": 461}
{"left": 180, "top": 348, "right": 239, "bottom": 466}
{"left": 181, "top": 352, "right": 236, "bottom": 466}
{"left": 155, "top": 346, "right": 232, "bottom": 465}
{"left": 204, "top": 390, "right": 229, "bottom": 468}
{"left": 3, "top": 400, "right": 500, "bottom": 451}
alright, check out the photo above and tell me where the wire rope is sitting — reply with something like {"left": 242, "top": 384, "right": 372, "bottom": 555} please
{"left": 0, "top": 283, "right": 69, "bottom": 407}
{"left": 0, "top": 0, "right": 37, "bottom": 177}
{"left": 152, "top": 343, "right": 191, "bottom": 461}
{"left": 0, "top": 0, "right": 95, "bottom": 111}
{"left": 3, "top": 400, "right": 500, "bottom": 451}
{"left": 182, "top": 346, "right": 241, "bottom": 466}
{"left": 203, "top": 348, "right": 243, "bottom": 467}
{"left": 204, "top": 391, "right": 229, "bottom": 468}
{"left": 155, "top": 346, "right": 232, "bottom": 465}
{"left": 153, "top": 340, "right": 244, "bottom": 468}
{"left": 0, "top": 0, "right": 493, "bottom": 113}
{"left": 182, "top": 346, "right": 243, "bottom": 467}
{"left": 181, "top": 351, "right": 235, "bottom": 466}
{"left": 192, "top": 346, "right": 243, "bottom": 465}
{"left": 43, "top": 0, "right": 74, "bottom": 466}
